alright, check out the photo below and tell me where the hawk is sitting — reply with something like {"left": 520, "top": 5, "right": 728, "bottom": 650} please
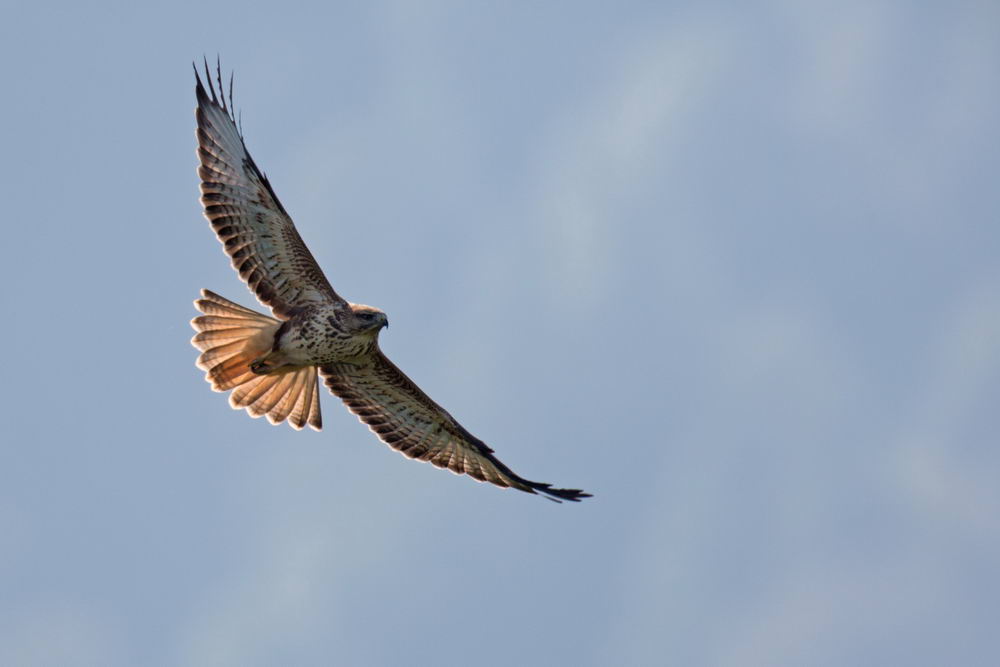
{"left": 190, "top": 61, "right": 589, "bottom": 502}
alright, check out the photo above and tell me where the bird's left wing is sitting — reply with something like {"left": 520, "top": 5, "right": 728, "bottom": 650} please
{"left": 319, "top": 352, "right": 590, "bottom": 502}
{"left": 194, "top": 60, "right": 344, "bottom": 319}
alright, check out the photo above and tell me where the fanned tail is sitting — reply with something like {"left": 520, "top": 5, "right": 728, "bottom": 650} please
{"left": 190, "top": 289, "right": 322, "bottom": 430}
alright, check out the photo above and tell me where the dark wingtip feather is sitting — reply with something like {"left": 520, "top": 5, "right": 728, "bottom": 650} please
{"left": 193, "top": 56, "right": 242, "bottom": 136}
{"left": 202, "top": 56, "right": 215, "bottom": 101}
{"left": 530, "top": 483, "right": 592, "bottom": 503}
{"left": 509, "top": 470, "right": 591, "bottom": 502}
{"left": 214, "top": 55, "right": 228, "bottom": 113}
{"left": 193, "top": 60, "right": 209, "bottom": 102}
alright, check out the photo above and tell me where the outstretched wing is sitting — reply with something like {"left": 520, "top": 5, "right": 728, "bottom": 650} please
{"left": 319, "top": 352, "right": 590, "bottom": 502}
{"left": 194, "top": 60, "right": 343, "bottom": 319}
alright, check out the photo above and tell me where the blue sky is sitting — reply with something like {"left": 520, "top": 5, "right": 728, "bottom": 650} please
{"left": 2, "top": 2, "right": 998, "bottom": 665}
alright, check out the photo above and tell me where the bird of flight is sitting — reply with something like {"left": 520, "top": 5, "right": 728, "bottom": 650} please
{"left": 190, "top": 60, "right": 590, "bottom": 502}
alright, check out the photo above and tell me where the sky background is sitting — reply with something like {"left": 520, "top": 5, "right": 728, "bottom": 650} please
{"left": 2, "top": 1, "right": 999, "bottom": 665}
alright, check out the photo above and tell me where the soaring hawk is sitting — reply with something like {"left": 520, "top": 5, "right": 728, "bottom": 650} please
{"left": 190, "top": 61, "right": 589, "bottom": 502}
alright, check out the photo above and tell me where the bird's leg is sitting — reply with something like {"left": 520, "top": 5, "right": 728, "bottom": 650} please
{"left": 249, "top": 350, "right": 290, "bottom": 375}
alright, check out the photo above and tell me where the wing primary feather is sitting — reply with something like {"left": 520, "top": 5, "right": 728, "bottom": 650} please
{"left": 228, "top": 70, "right": 235, "bottom": 119}
{"left": 215, "top": 55, "right": 226, "bottom": 113}
{"left": 202, "top": 56, "right": 214, "bottom": 102}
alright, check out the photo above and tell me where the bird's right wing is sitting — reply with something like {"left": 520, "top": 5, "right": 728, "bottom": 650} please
{"left": 195, "top": 60, "right": 345, "bottom": 319}
{"left": 319, "top": 352, "right": 590, "bottom": 502}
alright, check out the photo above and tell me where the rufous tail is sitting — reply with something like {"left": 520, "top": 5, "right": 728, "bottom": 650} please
{"left": 190, "top": 289, "right": 322, "bottom": 430}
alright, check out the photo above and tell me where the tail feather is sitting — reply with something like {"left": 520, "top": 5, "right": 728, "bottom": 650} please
{"left": 230, "top": 373, "right": 278, "bottom": 408}
{"left": 192, "top": 325, "right": 268, "bottom": 348}
{"left": 195, "top": 293, "right": 271, "bottom": 317}
{"left": 290, "top": 371, "right": 320, "bottom": 430}
{"left": 190, "top": 289, "right": 322, "bottom": 430}
{"left": 267, "top": 375, "right": 301, "bottom": 425}
{"left": 206, "top": 351, "right": 260, "bottom": 391}
{"left": 196, "top": 337, "right": 255, "bottom": 370}
{"left": 269, "top": 368, "right": 308, "bottom": 426}
{"left": 251, "top": 371, "right": 295, "bottom": 419}
{"left": 191, "top": 315, "right": 269, "bottom": 331}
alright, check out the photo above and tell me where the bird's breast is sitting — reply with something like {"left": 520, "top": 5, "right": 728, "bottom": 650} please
{"left": 277, "top": 307, "right": 373, "bottom": 365}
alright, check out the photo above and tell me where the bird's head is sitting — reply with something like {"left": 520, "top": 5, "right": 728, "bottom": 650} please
{"left": 348, "top": 303, "right": 389, "bottom": 335}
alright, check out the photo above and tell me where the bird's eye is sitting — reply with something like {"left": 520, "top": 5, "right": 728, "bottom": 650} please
{"left": 359, "top": 313, "right": 375, "bottom": 321}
